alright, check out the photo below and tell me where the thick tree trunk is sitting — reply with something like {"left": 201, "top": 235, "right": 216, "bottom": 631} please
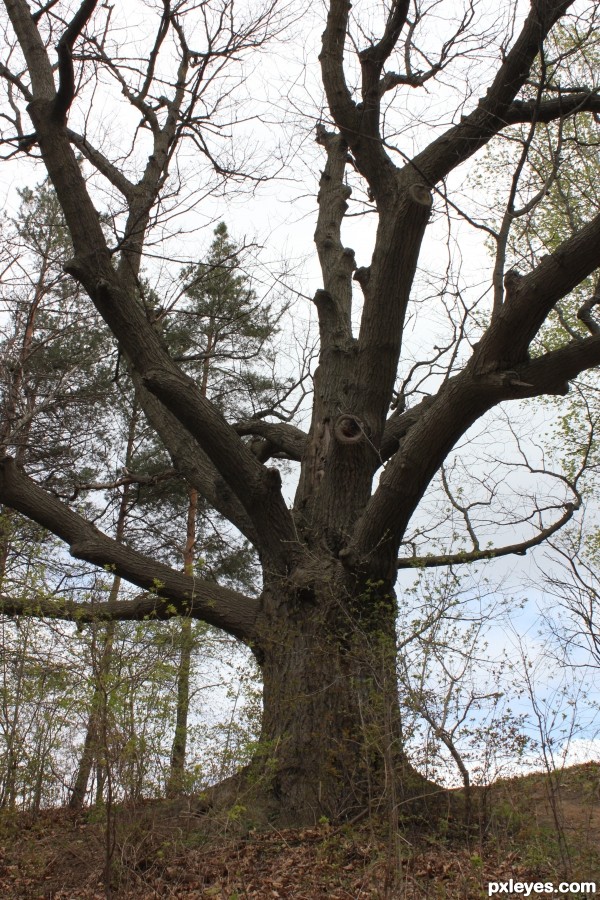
{"left": 247, "top": 565, "right": 427, "bottom": 825}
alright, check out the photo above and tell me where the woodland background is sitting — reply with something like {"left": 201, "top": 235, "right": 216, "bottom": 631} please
{"left": 1, "top": 0, "right": 600, "bottom": 894}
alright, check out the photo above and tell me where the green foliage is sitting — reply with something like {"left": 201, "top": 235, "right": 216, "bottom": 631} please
{"left": 479, "top": 27, "right": 600, "bottom": 350}
{"left": 477, "top": 27, "right": 600, "bottom": 586}
{"left": 0, "top": 190, "right": 275, "bottom": 811}
{"left": 397, "top": 569, "right": 530, "bottom": 787}
{"left": 169, "top": 221, "right": 290, "bottom": 418}
{"left": 0, "top": 178, "right": 115, "bottom": 493}
{"left": 0, "top": 615, "right": 87, "bottom": 810}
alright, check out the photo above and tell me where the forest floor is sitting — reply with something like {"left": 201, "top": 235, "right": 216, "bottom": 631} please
{"left": 0, "top": 762, "right": 599, "bottom": 899}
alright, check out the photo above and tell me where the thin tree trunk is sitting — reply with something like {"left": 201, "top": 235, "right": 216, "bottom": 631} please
{"left": 166, "top": 485, "right": 197, "bottom": 797}
{"left": 167, "top": 345, "right": 209, "bottom": 797}
{"left": 69, "top": 404, "right": 138, "bottom": 808}
{"left": 69, "top": 617, "right": 116, "bottom": 809}
{"left": 0, "top": 627, "right": 29, "bottom": 810}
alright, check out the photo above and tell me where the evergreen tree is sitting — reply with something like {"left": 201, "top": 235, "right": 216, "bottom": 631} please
{"left": 142, "top": 224, "right": 283, "bottom": 795}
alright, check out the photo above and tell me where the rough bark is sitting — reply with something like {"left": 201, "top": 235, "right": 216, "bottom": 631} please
{"left": 250, "top": 564, "right": 430, "bottom": 824}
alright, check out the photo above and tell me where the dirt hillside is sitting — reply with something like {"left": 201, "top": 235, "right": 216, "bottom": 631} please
{"left": 0, "top": 763, "right": 598, "bottom": 898}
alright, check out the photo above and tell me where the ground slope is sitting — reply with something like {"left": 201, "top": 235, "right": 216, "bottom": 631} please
{"left": 0, "top": 763, "right": 598, "bottom": 898}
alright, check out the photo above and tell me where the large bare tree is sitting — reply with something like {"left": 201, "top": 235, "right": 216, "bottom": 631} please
{"left": 1, "top": 0, "right": 600, "bottom": 824}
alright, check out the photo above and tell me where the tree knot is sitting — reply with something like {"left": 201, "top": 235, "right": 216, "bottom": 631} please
{"left": 353, "top": 266, "right": 371, "bottom": 288}
{"left": 334, "top": 415, "right": 368, "bottom": 444}
{"left": 408, "top": 183, "right": 433, "bottom": 208}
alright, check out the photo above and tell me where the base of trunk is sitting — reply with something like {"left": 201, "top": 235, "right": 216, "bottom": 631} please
{"left": 194, "top": 574, "right": 443, "bottom": 828}
{"left": 190, "top": 756, "right": 442, "bottom": 830}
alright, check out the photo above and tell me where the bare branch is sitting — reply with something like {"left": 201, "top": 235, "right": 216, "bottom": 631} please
{"left": 234, "top": 420, "right": 308, "bottom": 462}
{"left": 66, "top": 128, "right": 135, "bottom": 200}
{"left": 132, "top": 374, "right": 260, "bottom": 545}
{"left": 509, "top": 334, "right": 600, "bottom": 396}
{"left": 53, "top": 0, "right": 99, "bottom": 124}
{"left": 381, "top": 396, "right": 436, "bottom": 461}
{"left": 473, "top": 206, "right": 600, "bottom": 373}
{"left": 4, "top": 0, "right": 55, "bottom": 100}
{"left": 0, "top": 456, "right": 259, "bottom": 643}
{"left": 31, "top": 0, "right": 61, "bottom": 24}
{"left": 577, "top": 274, "right": 600, "bottom": 335}
{"left": 398, "top": 502, "right": 578, "bottom": 569}
{"left": 412, "top": 0, "right": 574, "bottom": 186}
{"left": 313, "top": 125, "right": 355, "bottom": 351}
{"left": 320, "top": 0, "right": 399, "bottom": 199}
{"left": 0, "top": 61, "right": 32, "bottom": 101}
{"left": 65, "top": 467, "right": 178, "bottom": 501}
{"left": 505, "top": 90, "right": 600, "bottom": 125}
